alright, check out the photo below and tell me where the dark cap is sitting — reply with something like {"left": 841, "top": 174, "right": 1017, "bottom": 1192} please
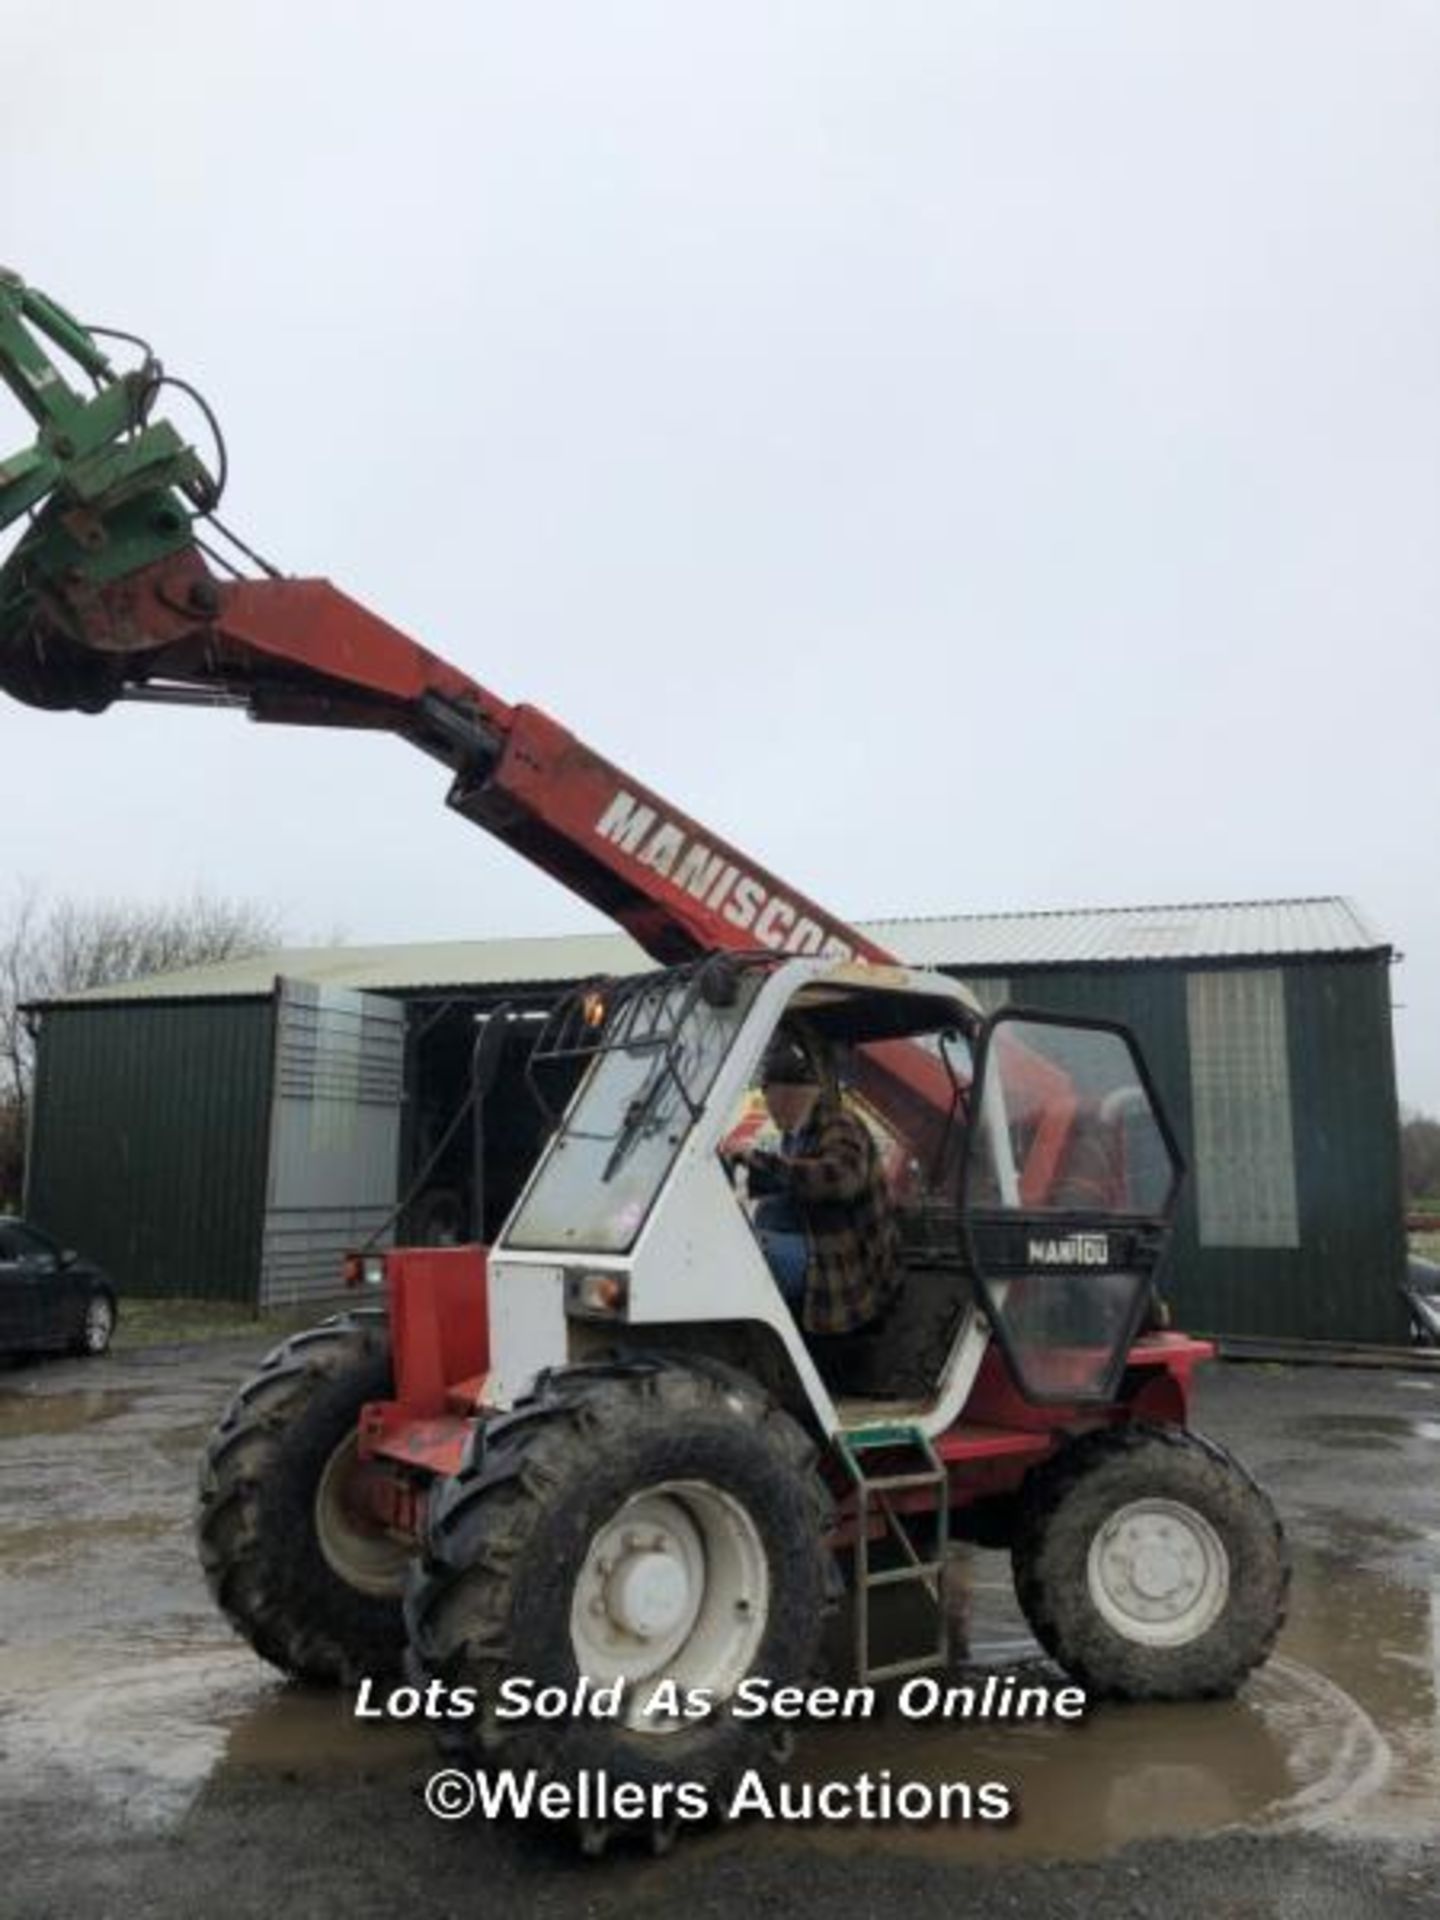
{"left": 761, "top": 1036, "right": 819, "bottom": 1087}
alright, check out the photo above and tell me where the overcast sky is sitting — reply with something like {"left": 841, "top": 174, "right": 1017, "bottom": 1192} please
{"left": 3, "top": 2, "right": 1438, "bottom": 1107}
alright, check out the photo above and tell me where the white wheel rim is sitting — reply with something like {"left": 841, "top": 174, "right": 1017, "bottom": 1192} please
{"left": 314, "top": 1433, "right": 411, "bottom": 1598}
{"left": 568, "top": 1480, "right": 769, "bottom": 1731}
{"left": 1087, "top": 1496, "right": 1230, "bottom": 1648}
{"left": 85, "top": 1297, "right": 112, "bottom": 1351}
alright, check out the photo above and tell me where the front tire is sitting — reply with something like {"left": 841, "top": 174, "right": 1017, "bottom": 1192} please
{"left": 197, "top": 1313, "right": 410, "bottom": 1685}
{"left": 406, "top": 1359, "right": 834, "bottom": 1836}
{"left": 1012, "top": 1423, "right": 1288, "bottom": 1700}
{"left": 73, "top": 1289, "right": 115, "bottom": 1356}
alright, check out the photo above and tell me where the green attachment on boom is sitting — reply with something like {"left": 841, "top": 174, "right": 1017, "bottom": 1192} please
{"left": 0, "top": 269, "right": 218, "bottom": 604}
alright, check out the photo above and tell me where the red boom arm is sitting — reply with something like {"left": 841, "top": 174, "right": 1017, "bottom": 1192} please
{"left": 19, "top": 545, "right": 994, "bottom": 1156}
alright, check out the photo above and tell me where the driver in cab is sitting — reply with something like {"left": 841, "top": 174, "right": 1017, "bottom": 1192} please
{"left": 728, "top": 1035, "right": 901, "bottom": 1338}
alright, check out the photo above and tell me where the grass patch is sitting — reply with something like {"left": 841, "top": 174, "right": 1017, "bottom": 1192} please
{"left": 113, "top": 1296, "right": 353, "bottom": 1350}
{"left": 1412, "top": 1231, "right": 1440, "bottom": 1265}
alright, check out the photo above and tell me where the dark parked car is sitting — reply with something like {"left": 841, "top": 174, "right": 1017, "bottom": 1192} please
{"left": 0, "top": 1217, "right": 117, "bottom": 1358}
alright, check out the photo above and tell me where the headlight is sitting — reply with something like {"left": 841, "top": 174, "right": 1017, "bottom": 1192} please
{"left": 565, "top": 1270, "right": 628, "bottom": 1317}
{"left": 344, "top": 1251, "right": 387, "bottom": 1288}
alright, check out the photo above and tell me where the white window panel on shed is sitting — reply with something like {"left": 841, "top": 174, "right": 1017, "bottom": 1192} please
{"left": 1187, "top": 969, "right": 1299, "bottom": 1249}
{"left": 262, "top": 980, "right": 405, "bottom": 1305}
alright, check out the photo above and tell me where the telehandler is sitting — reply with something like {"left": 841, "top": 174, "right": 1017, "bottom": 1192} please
{"left": 0, "top": 274, "right": 1287, "bottom": 1847}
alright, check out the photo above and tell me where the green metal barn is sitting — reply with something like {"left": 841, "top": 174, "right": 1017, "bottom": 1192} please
{"left": 22, "top": 897, "right": 1408, "bottom": 1344}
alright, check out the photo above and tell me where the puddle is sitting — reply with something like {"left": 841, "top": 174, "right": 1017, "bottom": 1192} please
{"left": 1, "top": 1371, "right": 1437, "bottom": 1858}
{"left": 1273, "top": 1546, "right": 1440, "bottom": 1842}
{"left": 771, "top": 1554, "right": 1416, "bottom": 1862}
{"left": 1301, "top": 1510, "right": 1422, "bottom": 1566}
{"left": 0, "top": 1639, "right": 426, "bottom": 1829}
{"left": 0, "top": 1388, "right": 136, "bottom": 1438}
{"left": 3, "top": 1543, "right": 1433, "bottom": 1854}
{"left": 0, "top": 1514, "right": 174, "bottom": 1569}
{"left": 149, "top": 1420, "right": 219, "bottom": 1464}
{"left": 1289, "top": 1410, "right": 1440, "bottom": 1450}
{"left": 1290, "top": 1414, "right": 1411, "bottom": 1454}
{"left": 0, "top": 1645, "right": 270, "bottom": 1828}
{"left": 218, "top": 1684, "right": 428, "bottom": 1776}
{"left": 784, "top": 1655, "right": 1387, "bottom": 1861}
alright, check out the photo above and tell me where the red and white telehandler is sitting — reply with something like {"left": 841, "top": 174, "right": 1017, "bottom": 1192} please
{"left": 0, "top": 275, "right": 1287, "bottom": 1845}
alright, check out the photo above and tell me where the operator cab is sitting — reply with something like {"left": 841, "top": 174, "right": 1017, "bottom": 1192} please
{"left": 488, "top": 952, "right": 1183, "bottom": 1440}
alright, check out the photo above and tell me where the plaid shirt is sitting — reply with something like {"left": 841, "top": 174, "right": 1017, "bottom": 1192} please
{"left": 752, "top": 1097, "right": 902, "bottom": 1335}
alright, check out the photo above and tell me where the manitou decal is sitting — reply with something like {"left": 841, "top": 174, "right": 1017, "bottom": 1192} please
{"left": 1027, "top": 1234, "right": 1112, "bottom": 1268}
{"left": 595, "top": 790, "right": 855, "bottom": 959}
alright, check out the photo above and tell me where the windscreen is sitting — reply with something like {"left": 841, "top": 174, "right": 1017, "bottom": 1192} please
{"left": 505, "top": 971, "right": 759, "bottom": 1255}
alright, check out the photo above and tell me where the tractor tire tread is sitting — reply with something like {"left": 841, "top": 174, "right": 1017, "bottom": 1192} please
{"left": 196, "top": 1312, "right": 405, "bottom": 1686}
{"left": 405, "top": 1357, "right": 835, "bottom": 1831}
{"left": 1011, "top": 1421, "right": 1289, "bottom": 1701}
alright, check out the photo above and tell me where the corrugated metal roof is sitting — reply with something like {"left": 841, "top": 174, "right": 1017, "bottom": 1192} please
{"left": 48, "top": 932, "right": 654, "bottom": 1003}
{"left": 37, "top": 896, "right": 1388, "bottom": 1007}
{"left": 878, "top": 896, "right": 1388, "bottom": 969}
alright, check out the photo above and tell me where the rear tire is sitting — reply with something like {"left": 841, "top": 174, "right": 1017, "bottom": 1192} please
{"left": 406, "top": 1359, "right": 835, "bottom": 1842}
{"left": 1012, "top": 1423, "right": 1288, "bottom": 1700}
{"left": 197, "top": 1312, "right": 409, "bottom": 1685}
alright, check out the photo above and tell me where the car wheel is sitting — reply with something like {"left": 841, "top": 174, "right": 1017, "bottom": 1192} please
{"left": 75, "top": 1290, "right": 116, "bottom": 1357}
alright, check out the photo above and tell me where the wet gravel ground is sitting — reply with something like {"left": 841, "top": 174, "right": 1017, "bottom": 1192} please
{"left": 1, "top": 1339, "right": 1439, "bottom": 1919}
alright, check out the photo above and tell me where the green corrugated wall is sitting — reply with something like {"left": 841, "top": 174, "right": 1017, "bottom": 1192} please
{"left": 1280, "top": 960, "right": 1409, "bottom": 1342}
{"left": 955, "top": 957, "right": 1408, "bottom": 1344}
{"left": 23, "top": 951, "right": 1408, "bottom": 1338}
{"left": 25, "top": 999, "right": 274, "bottom": 1302}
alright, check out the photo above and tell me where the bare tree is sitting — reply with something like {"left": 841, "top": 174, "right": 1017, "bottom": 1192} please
{"left": 0, "top": 886, "right": 282, "bottom": 1206}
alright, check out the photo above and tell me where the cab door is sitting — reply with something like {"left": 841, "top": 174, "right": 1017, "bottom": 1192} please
{"left": 958, "top": 1011, "right": 1183, "bottom": 1403}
